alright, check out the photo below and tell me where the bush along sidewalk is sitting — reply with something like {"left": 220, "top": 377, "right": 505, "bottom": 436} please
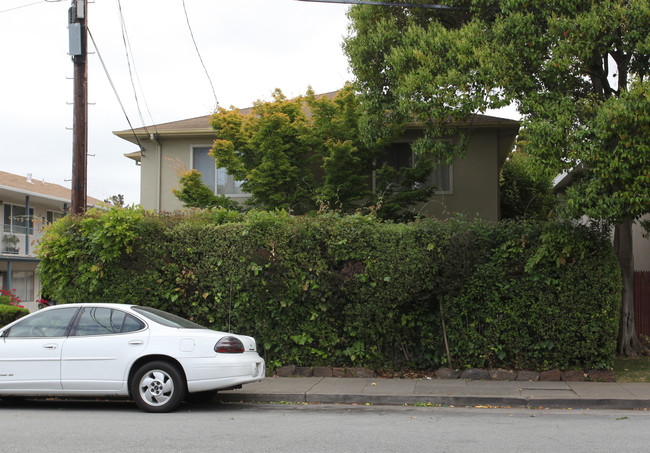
{"left": 37, "top": 206, "right": 621, "bottom": 374}
{"left": 0, "top": 288, "right": 29, "bottom": 326}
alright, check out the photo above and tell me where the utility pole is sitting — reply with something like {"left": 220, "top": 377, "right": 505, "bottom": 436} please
{"left": 69, "top": 0, "right": 88, "bottom": 215}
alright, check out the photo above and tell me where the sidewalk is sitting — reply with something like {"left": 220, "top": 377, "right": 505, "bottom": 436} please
{"left": 219, "top": 377, "right": 650, "bottom": 410}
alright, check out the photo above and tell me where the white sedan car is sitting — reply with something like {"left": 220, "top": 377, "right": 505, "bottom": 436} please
{"left": 0, "top": 303, "right": 265, "bottom": 412}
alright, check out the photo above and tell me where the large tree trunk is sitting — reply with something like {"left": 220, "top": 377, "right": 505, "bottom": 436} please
{"left": 614, "top": 219, "right": 642, "bottom": 356}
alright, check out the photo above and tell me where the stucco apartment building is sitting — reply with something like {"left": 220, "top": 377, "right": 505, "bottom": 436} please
{"left": 0, "top": 171, "right": 101, "bottom": 310}
{"left": 114, "top": 92, "right": 521, "bottom": 222}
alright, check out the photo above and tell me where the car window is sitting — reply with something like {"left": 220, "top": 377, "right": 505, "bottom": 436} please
{"left": 132, "top": 306, "right": 206, "bottom": 329}
{"left": 122, "top": 313, "right": 146, "bottom": 333}
{"left": 73, "top": 307, "right": 145, "bottom": 336}
{"left": 6, "top": 307, "right": 79, "bottom": 338}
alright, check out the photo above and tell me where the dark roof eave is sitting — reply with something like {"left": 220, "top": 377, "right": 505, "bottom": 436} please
{"left": 113, "top": 128, "right": 217, "bottom": 140}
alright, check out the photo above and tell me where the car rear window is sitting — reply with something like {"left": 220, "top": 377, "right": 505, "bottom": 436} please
{"left": 132, "top": 306, "right": 206, "bottom": 329}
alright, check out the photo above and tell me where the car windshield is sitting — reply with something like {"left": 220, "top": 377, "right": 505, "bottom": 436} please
{"left": 132, "top": 306, "right": 206, "bottom": 329}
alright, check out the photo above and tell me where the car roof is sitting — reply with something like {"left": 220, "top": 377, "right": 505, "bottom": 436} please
{"left": 44, "top": 303, "right": 135, "bottom": 309}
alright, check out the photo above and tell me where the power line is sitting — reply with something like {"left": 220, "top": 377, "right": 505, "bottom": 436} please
{"left": 182, "top": 0, "right": 218, "bottom": 110}
{"left": 296, "top": 0, "right": 470, "bottom": 10}
{"left": 0, "top": 0, "right": 51, "bottom": 14}
{"left": 87, "top": 26, "right": 144, "bottom": 152}
{"left": 116, "top": 0, "right": 157, "bottom": 136}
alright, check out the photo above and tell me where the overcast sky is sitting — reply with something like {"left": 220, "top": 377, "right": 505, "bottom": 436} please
{"left": 1, "top": 0, "right": 352, "bottom": 205}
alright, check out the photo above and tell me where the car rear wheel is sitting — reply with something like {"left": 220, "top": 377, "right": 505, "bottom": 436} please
{"left": 131, "top": 361, "right": 186, "bottom": 413}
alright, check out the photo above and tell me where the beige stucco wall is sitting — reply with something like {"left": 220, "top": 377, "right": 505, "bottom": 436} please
{"left": 419, "top": 130, "right": 500, "bottom": 221}
{"left": 138, "top": 135, "right": 219, "bottom": 212}
{"left": 138, "top": 128, "right": 508, "bottom": 220}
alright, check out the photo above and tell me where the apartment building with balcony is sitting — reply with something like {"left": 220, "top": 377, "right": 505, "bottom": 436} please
{"left": 0, "top": 171, "right": 102, "bottom": 310}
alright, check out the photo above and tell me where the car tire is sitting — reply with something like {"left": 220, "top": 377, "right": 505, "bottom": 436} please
{"left": 131, "top": 361, "right": 186, "bottom": 413}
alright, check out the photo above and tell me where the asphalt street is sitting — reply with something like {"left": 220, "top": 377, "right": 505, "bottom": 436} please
{"left": 2, "top": 401, "right": 650, "bottom": 452}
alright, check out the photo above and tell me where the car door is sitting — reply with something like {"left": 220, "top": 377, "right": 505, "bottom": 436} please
{"left": 60, "top": 307, "right": 149, "bottom": 391}
{"left": 0, "top": 307, "right": 80, "bottom": 391}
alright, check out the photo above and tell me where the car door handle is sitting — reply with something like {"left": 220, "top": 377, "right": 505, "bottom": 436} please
{"left": 128, "top": 340, "right": 144, "bottom": 346}
{"left": 43, "top": 344, "right": 58, "bottom": 349}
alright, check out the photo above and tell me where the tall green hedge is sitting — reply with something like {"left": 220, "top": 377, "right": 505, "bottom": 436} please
{"left": 37, "top": 207, "right": 621, "bottom": 371}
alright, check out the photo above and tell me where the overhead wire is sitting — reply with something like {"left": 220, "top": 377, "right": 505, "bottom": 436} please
{"left": 0, "top": 0, "right": 49, "bottom": 14}
{"left": 116, "top": 0, "right": 158, "bottom": 136}
{"left": 87, "top": 26, "right": 145, "bottom": 152}
{"left": 182, "top": 0, "right": 219, "bottom": 110}
{"left": 85, "top": 0, "right": 219, "bottom": 159}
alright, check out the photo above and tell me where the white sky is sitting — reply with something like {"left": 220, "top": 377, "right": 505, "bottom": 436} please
{"left": 0, "top": 0, "right": 352, "bottom": 205}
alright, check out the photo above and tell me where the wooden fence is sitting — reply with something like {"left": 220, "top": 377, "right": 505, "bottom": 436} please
{"left": 634, "top": 271, "right": 650, "bottom": 338}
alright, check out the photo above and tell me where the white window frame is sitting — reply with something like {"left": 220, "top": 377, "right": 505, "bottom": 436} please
{"left": 189, "top": 145, "right": 248, "bottom": 197}
{"left": 3, "top": 203, "right": 35, "bottom": 235}
{"left": 46, "top": 210, "right": 65, "bottom": 226}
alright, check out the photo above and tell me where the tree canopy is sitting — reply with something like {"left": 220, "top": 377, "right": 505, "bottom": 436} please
{"left": 499, "top": 147, "right": 555, "bottom": 221}
{"left": 186, "top": 85, "right": 436, "bottom": 218}
{"left": 345, "top": 0, "right": 650, "bottom": 355}
{"left": 173, "top": 169, "right": 239, "bottom": 211}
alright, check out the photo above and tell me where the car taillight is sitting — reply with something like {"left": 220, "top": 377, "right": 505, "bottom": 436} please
{"left": 214, "top": 336, "right": 245, "bottom": 353}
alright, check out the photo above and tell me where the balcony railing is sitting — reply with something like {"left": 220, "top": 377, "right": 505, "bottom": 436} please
{"left": 1, "top": 225, "right": 42, "bottom": 257}
{"left": 3, "top": 224, "right": 36, "bottom": 236}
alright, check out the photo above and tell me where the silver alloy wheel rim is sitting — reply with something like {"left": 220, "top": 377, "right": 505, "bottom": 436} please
{"left": 139, "top": 369, "right": 174, "bottom": 407}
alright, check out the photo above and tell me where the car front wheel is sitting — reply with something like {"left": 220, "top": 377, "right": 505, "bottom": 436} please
{"left": 131, "top": 361, "right": 186, "bottom": 413}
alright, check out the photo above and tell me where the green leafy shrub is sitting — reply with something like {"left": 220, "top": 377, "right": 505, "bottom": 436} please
{"left": 0, "top": 288, "right": 29, "bottom": 326}
{"left": 0, "top": 305, "right": 29, "bottom": 327}
{"left": 37, "top": 206, "right": 621, "bottom": 371}
{"left": 443, "top": 222, "right": 620, "bottom": 370}
{"left": 1, "top": 287, "right": 22, "bottom": 305}
{"left": 173, "top": 169, "right": 241, "bottom": 210}
{"left": 499, "top": 150, "right": 556, "bottom": 221}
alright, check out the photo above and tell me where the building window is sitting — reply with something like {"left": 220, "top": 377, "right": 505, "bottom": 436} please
{"left": 379, "top": 142, "right": 453, "bottom": 194}
{"left": 46, "top": 211, "right": 64, "bottom": 225}
{"left": 416, "top": 155, "right": 453, "bottom": 194}
{"left": 11, "top": 271, "right": 35, "bottom": 303}
{"left": 3, "top": 204, "right": 34, "bottom": 235}
{"left": 192, "top": 146, "right": 246, "bottom": 196}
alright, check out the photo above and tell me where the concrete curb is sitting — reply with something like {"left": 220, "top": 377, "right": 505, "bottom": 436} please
{"left": 218, "top": 391, "right": 650, "bottom": 410}
{"left": 217, "top": 377, "right": 650, "bottom": 410}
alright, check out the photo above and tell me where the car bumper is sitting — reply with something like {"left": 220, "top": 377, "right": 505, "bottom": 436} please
{"left": 183, "top": 352, "right": 265, "bottom": 393}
